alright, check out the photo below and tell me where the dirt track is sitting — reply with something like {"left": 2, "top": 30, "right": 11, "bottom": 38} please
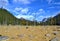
{"left": 0, "top": 26, "right": 60, "bottom": 41}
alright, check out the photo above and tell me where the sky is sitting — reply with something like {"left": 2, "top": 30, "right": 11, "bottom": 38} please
{"left": 0, "top": 0, "right": 60, "bottom": 21}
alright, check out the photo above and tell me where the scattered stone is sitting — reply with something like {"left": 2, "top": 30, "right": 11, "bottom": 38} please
{"left": 49, "top": 40, "right": 51, "bottom": 41}
{"left": 0, "top": 35, "right": 2, "bottom": 36}
{"left": 26, "top": 27, "right": 28, "bottom": 29}
{"left": 56, "top": 27, "right": 60, "bottom": 29}
{"left": 53, "top": 33, "right": 56, "bottom": 35}
{"left": 53, "top": 30, "right": 56, "bottom": 31}
{"left": 53, "top": 31, "right": 58, "bottom": 35}
{"left": 17, "top": 34, "right": 24, "bottom": 38}
{"left": 11, "top": 37, "right": 16, "bottom": 39}
{"left": 56, "top": 27, "right": 60, "bottom": 31}
{"left": 29, "top": 35, "right": 34, "bottom": 38}
{"left": 49, "top": 37, "right": 59, "bottom": 41}
{"left": 45, "top": 34, "right": 51, "bottom": 37}
{"left": 0, "top": 36, "right": 9, "bottom": 40}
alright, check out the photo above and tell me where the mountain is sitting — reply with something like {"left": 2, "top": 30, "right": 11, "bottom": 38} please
{"left": 53, "top": 13, "right": 60, "bottom": 25}
{"left": 0, "top": 8, "right": 39, "bottom": 25}
{"left": 1, "top": 8, "right": 60, "bottom": 26}
{"left": 41, "top": 13, "right": 60, "bottom": 25}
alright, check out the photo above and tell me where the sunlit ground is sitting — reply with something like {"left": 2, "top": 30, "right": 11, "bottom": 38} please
{"left": 0, "top": 25, "right": 60, "bottom": 41}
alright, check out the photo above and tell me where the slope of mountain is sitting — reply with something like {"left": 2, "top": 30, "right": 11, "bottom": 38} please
{"left": 0, "top": 8, "right": 19, "bottom": 25}
{"left": 41, "top": 13, "right": 60, "bottom": 25}
{"left": 0, "top": 8, "right": 39, "bottom": 25}
{"left": 1, "top": 8, "right": 60, "bottom": 25}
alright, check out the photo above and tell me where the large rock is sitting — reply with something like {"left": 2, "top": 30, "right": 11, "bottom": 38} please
{"left": 0, "top": 36, "right": 9, "bottom": 41}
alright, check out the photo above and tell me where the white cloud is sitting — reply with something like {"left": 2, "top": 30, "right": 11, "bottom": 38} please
{"left": 14, "top": 7, "right": 29, "bottom": 14}
{"left": 48, "top": 6, "right": 60, "bottom": 9}
{"left": 14, "top": 8, "right": 53, "bottom": 21}
{"left": 49, "top": 6, "right": 55, "bottom": 8}
{"left": 30, "top": 9, "right": 46, "bottom": 21}
{"left": 36, "top": 15, "right": 51, "bottom": 21}
{"left": 53, "top": 2, "right": 60, "bottom": 5}
{"left": 21, "top": 8, "right": 29, "bottom": 14}
{"left": 15, "top": 7, "right": 23, "bottom": 11}
{"left": 39, "top": 15, "right": 50, "bottom": 18}
{"left": 32, "top": 9, "right": 46, "bottom": 16}
{"left": 0, "top": 0, "right": 8, "bottom": 5}
{"left": 46, "top": 0, "right": 52, "bottom": 4}
{"left": 46, "top": 0, "right": 60, "bottom": 5}
{"left": 35, "top": 16, "right": 45, "bottom": 21}
{"left": 47, "top": 0, "right": 60, "bottom": 5}
{"left": 0, "top": 0, "right": 8, "bottom": 8}
{"left": 14, "top": 7, "right": 34, "bottom": 20}
{"left": 39, "top": 9, "right": 45, "bottom": 13}
{"left": 16, "top": 14, "right": 34, "bottom": 20}
{"left": 39, "top": 9, "right": 44, "bottom": 11}
{"left": 13, "top": 0, "right": 35, "bottom": 5}
{"left": 36, "top": 9, "right": 46, "bottom": 15}
{"left": 14, "top": 8, "right": 50, "bottom": 21}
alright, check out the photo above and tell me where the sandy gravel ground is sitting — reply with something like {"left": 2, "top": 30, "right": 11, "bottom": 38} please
{"left": 0, "top": 25, "right": 60, "bottom": 41}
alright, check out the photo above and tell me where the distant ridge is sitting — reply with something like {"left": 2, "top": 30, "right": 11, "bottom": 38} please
{"left": 0, "top": 8, "right": 60, "bottom": 25}
{"left": 0, "top": 8, "right": 39, "bottom": 25}
{"left": 41, "top": 13, "right": 60, "bottom": 25}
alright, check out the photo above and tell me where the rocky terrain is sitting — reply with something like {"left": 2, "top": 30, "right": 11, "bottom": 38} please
{"left": 0, "top": 26, "right": 60, "bottom": 41}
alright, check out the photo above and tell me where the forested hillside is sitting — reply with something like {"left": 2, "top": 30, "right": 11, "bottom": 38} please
{"left": 41, "top": 13, "right": 60, "bottom": 25}
{"left": 0, "top": 8, "right": 39, "bottom": 25}
{"left": 0, "top": 8, "right": 60, "bottom": 25}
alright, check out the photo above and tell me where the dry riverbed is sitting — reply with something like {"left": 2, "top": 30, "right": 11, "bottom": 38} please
{"left": 0, "top": 25, "right": 60, "bottom": 41}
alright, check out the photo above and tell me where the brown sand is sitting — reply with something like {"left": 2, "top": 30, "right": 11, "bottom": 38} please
{"left": 0, "top": 25, "right": 60, "bottom": 41}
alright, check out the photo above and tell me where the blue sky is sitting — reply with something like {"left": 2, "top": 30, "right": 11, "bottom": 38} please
{"left": 0, "top": 0, "right": 60, "bottom": 21}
